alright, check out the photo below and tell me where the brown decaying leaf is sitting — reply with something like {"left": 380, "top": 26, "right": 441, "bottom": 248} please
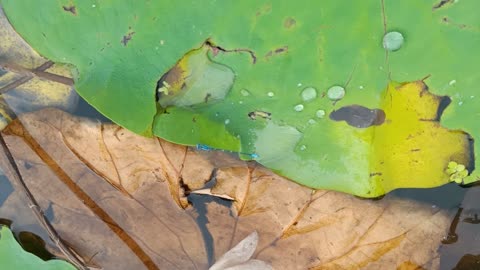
{"left": 0, "top": 108, "right": 456, "bottom": 269}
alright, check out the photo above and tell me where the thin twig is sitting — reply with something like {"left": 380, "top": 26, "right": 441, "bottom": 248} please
{"left": 0, "top": 133, "right": 88, "bottom": 270}
{"left": 0, "top": 61, "right": 73, "bottom": 94}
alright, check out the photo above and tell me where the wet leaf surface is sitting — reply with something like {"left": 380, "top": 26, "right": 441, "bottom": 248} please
{"left": 0, "top": 109, "right": 470, "bottom": 269}
{"left": 3, "top": 1, "right": 479, "bottom": 196}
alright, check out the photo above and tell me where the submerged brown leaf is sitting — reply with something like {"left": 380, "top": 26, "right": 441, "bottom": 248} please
{"left": 0, "top": 109, "right": 458, "bottom": 269}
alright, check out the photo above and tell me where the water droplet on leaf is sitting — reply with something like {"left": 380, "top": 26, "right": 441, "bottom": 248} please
{"left": 301, "top": 87, "right": 317, "bottom": 101}
{"left": 327, "top": 86, "right": 345, "bottom": 101}
{"left": 240, "top": 89, "right": 251, "bottom": 96}
{"left": 299, "top": 145, "right": 307, "bottom": 151}
{"left": 267, "top": 91, "right": 275, "bottom": 97}
{"left": 294, "top": 104, "right": 304, "bottom": 112}
{"left": 383, "top": 31, "right": 404, "bottom": 52}
{"left": 308, "top": 119, "right": 316, "bottom": 124}
{"left": 316, "top": 109, "right": 326, "bottom": 118}
{"left": 225, "top": 119, "right": 230, "bottom": 124}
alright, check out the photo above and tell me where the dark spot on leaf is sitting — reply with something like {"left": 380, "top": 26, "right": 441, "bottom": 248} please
{"left": 205, "top": 40, "right": 257, "bottom": 64}
{"left": 274, "top": 46, "right": 288, "bottom": 53}
{"left": 265, "top": 46, "right": 288, "bottom": 59}
{"left": 441, "top": 17, "right": 468, "bottom": 29}
{"left": 369, "top": 172, "right": 382, "bottom": 177}
{"left": 432, "top": 0, "right": 454, "bottom": 10}
{"left": 329, "top": 105, "right": 385, "bottom": 128}
{"left": 62, "top": 5, "right": 77, "bottom": 15}
{"left": 284, "top": 17, "right": 296, "bottom": 29}
{"left": 204, "top": 93, "right": 211, "bottom": 103}
{"left": 411, "top": 149, "right": 421, "bottom": 152}
{"left": 121, "top": 31, "right": 135, "bottom": 46}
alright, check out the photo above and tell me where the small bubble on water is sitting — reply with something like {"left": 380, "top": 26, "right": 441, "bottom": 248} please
{"left": 294, "top": 104, "right": 304, "bottom": 112}
{"left": 240, "top": 89, "right": 251, "bottom": 96}
{"left": 301, "top": 87, "right": 317, "bottom": 101}
{"left": 225, "top": 119, "right": 230, "bottom": 124}
{"left": 458, "top": 101, "right": 463, "bottom": 106}
{"left": 239, "top": 100, "right": 244, "bottom": 104}
{"left": 267, "top": 91, "right": 275, "bottom": 97}
{"left": 316, "top": 109, "right": 326, "bottom": 118}
{"left": 470, "top": 95, "right": 475, "bottom": 99}
{"left": 383, "top": 31, "right": 404, "bottom": 52}
{"left": 449, "top": 80, "right": 457, "bottom": 86}
{"left": 327, "top": 86, "right": 345, "bottom": 101}
{"left": 359, "top": 85, "right": 364, "bottom": 90}
{"left": 299, "top": 145, "right": 307, "bottom": 151}
{"left": 297, "top": 83, "right": 303, "bottom": 87}
{"left": 92, "top": 4, "right": 96, "bottom": 7}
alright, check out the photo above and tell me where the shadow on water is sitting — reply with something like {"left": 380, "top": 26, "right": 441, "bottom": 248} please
{"left": 188, "top": 174, "right": 233, "bottom": 267}
{"left": 73, "top": 97, "right": 112, "bottom": 122}
{"left": 390, "top": 182, "right": 466, "bottom": 210}
{"left": 391, "top": 183, "right": 480, "bottom": 270}
{"left": 0, "top": 173, "right": 13, "bottom": 206}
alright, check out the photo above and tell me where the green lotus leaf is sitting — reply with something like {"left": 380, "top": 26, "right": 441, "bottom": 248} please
{"left": 0, "top": 226, "right": 76, "bottom": 270}
{"left": 2, "top": 0, "right": 479, "bottom": 197}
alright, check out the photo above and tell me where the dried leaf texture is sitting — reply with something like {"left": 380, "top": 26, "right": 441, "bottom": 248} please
{"left": 0, "top": 109, "right": 454, "bottom": 269}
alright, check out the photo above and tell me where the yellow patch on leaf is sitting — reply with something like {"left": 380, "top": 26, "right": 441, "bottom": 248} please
{"left": 370, "top": 81, "right": 472, "bottom": 194}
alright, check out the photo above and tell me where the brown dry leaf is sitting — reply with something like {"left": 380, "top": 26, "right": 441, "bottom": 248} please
{"left": 0, "top": 108, "right": 459, "bottom": 269}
